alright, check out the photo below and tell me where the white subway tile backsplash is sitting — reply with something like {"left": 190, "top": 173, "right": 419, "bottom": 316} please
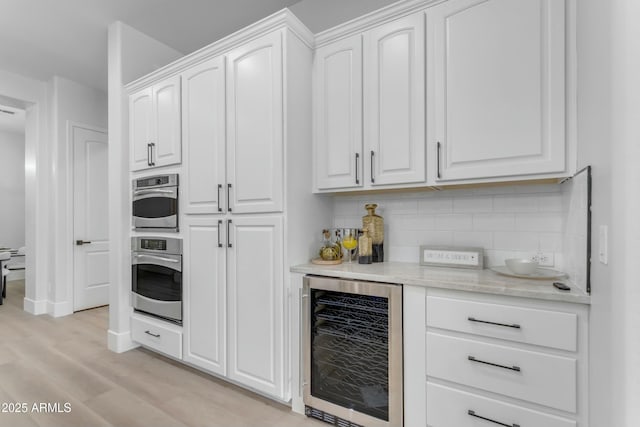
{"left": 435, "top": 214, "right": 473, "bottom": 231}
{"left": 493, "top": 194, "right": 538, "bottom": 212}
{"left": 538, "top": 193, "right": 564, "bottom": 212}
{"left": 453, "top": 231, "right": 493, "bottom": 249}
{"left": 473, "top": 213, "right": 516, "bottom": 231}
{"left": 539, "top": 233, "right": 564, "bottom": 252}
{"left": 387, "top": 246, "right": 420, "bottom": 263}
{"left": 494, "top": 231, "right": 539, "bottom": 251}
{"left": 453, "top": 196, "right": 493, "bottom": 213}
{"left": 515, "top": 213, "right": 564, "bottom": 232}
{"left": 418, "top": 197, "right": 453, "bottom": 214}
{"left": 329, "top": 183, "right": 572, "bottom": 269}
{"left": 414, "top": 230, "right": 454, "bottom": 247}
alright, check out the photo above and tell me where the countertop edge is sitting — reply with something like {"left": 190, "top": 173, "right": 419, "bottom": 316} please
{"left": 290, "top": 264, "right": 591, "bottom": 305}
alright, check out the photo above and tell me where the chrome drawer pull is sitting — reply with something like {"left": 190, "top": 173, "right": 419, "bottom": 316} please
{"left": 145, "top": 330, "right": 160, "bottom": 338}
{"left": 468, "top": 355, "right": 521, "bottom": 372}
{"left": 468, "top": 410, "right": 520, "bottom": 427}
{"left": 468, "top": 317, "right": 521, "bottom": 329}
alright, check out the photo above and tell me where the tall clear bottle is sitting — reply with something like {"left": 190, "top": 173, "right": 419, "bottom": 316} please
{"left": 362, "top": 203, "right": 384, "bottom": 262}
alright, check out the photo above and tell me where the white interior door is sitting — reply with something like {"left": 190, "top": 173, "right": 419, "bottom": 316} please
{"left": 73, "top": 125, "right": 109, "bottom": 311}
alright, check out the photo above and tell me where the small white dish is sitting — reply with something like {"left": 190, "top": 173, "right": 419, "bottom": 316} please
{"left": 505, "top": 258, "right": 539, "bottom": 275}
{"left": 491, "top": 266, "right": 566, "bottom": 280}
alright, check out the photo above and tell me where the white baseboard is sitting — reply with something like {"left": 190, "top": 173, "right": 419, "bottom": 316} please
{"left": 108, "top": 329, "right": 139, "bottom": 353}
{"left": 47, "top": 300, "right": 73, "bottom": 317}
{"left": 23, "top": 297, "right": 47, "bottom": 315}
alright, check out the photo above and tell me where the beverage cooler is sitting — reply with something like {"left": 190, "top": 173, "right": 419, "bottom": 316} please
{"left": 302, "top": 276, "right": 403, "bottom": 427}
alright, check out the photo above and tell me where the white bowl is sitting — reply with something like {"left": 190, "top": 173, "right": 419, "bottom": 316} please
{"left": 505, "top": 258, "right": 539, "bottom": 275}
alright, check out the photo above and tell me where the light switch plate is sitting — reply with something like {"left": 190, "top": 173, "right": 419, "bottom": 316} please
{"left": 419, "top": 246, "right": 484, "bottom": 269}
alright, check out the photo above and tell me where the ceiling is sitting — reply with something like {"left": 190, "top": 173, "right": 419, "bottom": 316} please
{"left": 0, "top": 0, "right": 300, "bottom": 92}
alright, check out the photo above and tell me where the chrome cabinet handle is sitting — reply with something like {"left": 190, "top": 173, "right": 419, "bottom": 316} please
{"left": 145, "top": 330, "right": 160, "bottom": 338}
{"left": 468, "top": 317, "right": 521, "bottom": 329}
{"left": 76, "top": 240, "right": 92, "bottom": 246}
{"left": 147, "top": 143, "right": 152, "bottom": 166}
{"left": 468, "top": 410, "right": 520, "bottom": 427}
{"left": 436, "top": 141, "right": 442, "bottom": 179}
{"left": 468, "top": 355, "right": 521, "bottom": 372}
{"left": 217, "top": 184, "right": 223, "bottom": 212}
{"left": 355, "top": 153, "right": 360, "bottom": 184}
{"left": 217, "top": 220, "right": 223, "bottom": 248}
{"left": 149, "top": 142, "right": 156, "bottom": 166}
{"left": 227, "top": 183, "right": 232, "bottom": 213}
{"left": 227, "top": 219, "right": 233, "bottom": 248}
{"left": 370, "top": 150, "right": 375, "bottom": 183}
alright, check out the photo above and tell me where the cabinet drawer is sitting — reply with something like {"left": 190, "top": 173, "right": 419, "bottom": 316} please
{"left": 426, "top": 332, "right": 576, "bottom": 412}
{"left": 427, "top": 382, "right": 576, "bottom": 427}
{"left": 131, "top": 315, "right": 183, "bottom": 360}
{"left": 426, "top": 296, "right": 577, "bottom": 351}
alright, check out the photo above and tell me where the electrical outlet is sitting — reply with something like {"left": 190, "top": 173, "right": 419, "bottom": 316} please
{"left": 531, "top": 252, "right": 554, "bottom": 267}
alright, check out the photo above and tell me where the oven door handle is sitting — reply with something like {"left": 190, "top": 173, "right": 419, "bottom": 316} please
{"left": 133, "top": 189, "right": 175, "bottom": 196}
{"left": 134, "top": 254, "right": 180, "bottom": 263}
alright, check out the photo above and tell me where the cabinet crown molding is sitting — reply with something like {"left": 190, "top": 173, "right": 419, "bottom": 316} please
{"left": 314, "top": 0, "right": 443, "bottom": 48}
{"left": 125, "top": 8, "right": 313, "bottom": 93}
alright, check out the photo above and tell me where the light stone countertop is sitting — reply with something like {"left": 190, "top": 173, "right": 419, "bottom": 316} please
{"left": 290, "top": 261, "right": 591, "bottom": 304}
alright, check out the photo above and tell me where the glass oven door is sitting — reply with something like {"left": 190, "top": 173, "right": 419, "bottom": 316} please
{"left": 131, "top": 252, "right": 182, "bottom": 323}
{"left": 132, "top": 187, "right": 178, "bottom": 229}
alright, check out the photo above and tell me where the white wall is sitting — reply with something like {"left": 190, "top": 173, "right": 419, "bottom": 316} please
{"left": 107, "top": 21, "right": 182, "bottom": 352}
{"left": 577, "top": 0, "right": 640, "bottom": 425}
{"left": 290, "top": 0, "right": 399, "bottom": 33}
{"left": 48, "top": 76, "right": 107, "bottom": 316}
{"left": 0, "top": 129, "right": 25, "bottom": 249}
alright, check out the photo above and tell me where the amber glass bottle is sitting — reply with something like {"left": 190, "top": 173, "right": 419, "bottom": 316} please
{"left": 362, "top": 203, "right": 384, "bottom": 262}
{"left": 358, "top": 225, "right": 373, "bottom": 264}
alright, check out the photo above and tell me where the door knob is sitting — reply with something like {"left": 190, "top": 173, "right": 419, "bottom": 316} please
{"left": 76, "top": 240, "right": 92, "bottom": 246}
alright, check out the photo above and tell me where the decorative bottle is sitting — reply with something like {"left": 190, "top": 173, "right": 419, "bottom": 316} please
{"left": 362, "top": 203, "right": 384, "bottom": 262}
{"left": 358, "top": 224, "right": 373, "bottom": 264}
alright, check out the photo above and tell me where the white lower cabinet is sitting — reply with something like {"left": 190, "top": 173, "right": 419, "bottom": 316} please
{"left": 183, "top": 218, "right": 227, "bottom": 376}
{"left": 405, "top": 287, "right": 589, "bottom": 427}
{"left": 427, "top": 382, "right": 576, "bottom": 427}
{"left": 183, "top": 216, "right": 285, "bottom": 399}
{"left": 227, "top": 216, "right": 284, "bottom": 397}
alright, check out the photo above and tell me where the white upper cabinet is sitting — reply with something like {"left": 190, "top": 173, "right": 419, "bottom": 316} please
{"left": 130, "top": 88, "right": 153, "bottom": 171}
{"left": 226, "top": 31, "right": 284, "bottom": 213}
{"left": 182, "top": 57, "right": 227, "bottom": 214}
{"left": 313, "top": 12, "right": 426, "bottom": 192}
{"left": 130, "top": 75, "right": 181, "bottom": 171}
{"left": 314, "top": 35, "right": 363, "bottom": 190}
{"left": 428, "top": 0, "right": 566, "bottom": 182}
{"left": 365, "top": 13, "right": 426, "bottom": 186}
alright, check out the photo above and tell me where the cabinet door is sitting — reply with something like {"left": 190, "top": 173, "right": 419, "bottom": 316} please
{"left": 314, "top": 35, "right": 363, "bottom": 190}
{"left": 129, "top": 88, "right": 153, "bottom": 171}
{"left": 226, "top": 31, "right": 283, "bottom": 213}
{"left": 227, "top": 216, "right": 284, "bottom": 399}
{"left": 429, "top": 0, "right": 565, "bottom": 181}
{"left": 182, "top": 58, "right": 227, "bottom": 214}
{"left": 183, "top": 218, "right": 227, "bottom": 376}
{"left": 152, "top": 75, "right": 182, "bottom": 168}
{"left": 365, "top": 13, "right": 426, "bottom": 186}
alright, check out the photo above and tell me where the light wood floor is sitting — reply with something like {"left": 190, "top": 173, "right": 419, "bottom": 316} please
{"left": 0, "top": 281, "right": 321, "bottom": 427}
